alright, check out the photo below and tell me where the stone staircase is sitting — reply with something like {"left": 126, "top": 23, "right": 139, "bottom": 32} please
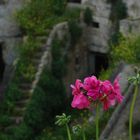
{"left": 3, "top": 23, "right": 67, "bottom": 131}
{"left": 5, "top": 41, "right": 50, "bottom": 130}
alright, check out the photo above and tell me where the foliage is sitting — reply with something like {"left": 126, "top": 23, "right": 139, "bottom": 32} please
{"left": 16, "top": 0, "right": 80, "bottom": 35}
{"left": 11, "top": 123, "right": 34, "bottom": 140}
{"left": 83, "top": 7, "right": 93, "bottom": 25}
{"left": 68, "top": 20, "right": 82, "bottom": 46}
{"left": 109, "top": 0, "right": 127, "bottom": 21}
{"left": 51, "top": 39, "right": 67, "bottom": 78}
{"left": 110, "top": 35, "right": 140, "bottom": 64}
{"left": 50, "top": 0, "right": 67, "bottom": 15}
{"left": 109, "top": 31, "right": 123, "bottom": 46}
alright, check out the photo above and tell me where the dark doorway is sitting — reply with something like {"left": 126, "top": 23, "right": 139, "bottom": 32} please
{"left": 92, "top": 21, "right": 100, "bottom": 28}
{"left": 95, "top": 53, "right": 108, "bottom": 77}
{"left": 0, "top": 43, "right": 5, "bottom": 83}
{"left": 88, "top": 52, "right": 108, "bottom": 77}
{"left": 68, "top": 0, "right": 81, "bottom": 3}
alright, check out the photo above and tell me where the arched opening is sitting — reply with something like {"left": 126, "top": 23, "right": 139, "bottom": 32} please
{"left": 95, "top": 53, "right": 108, "bottom": 76}
{"left": 88, "top": 52, "right": 108, "bottom": 77}
{"left": 0, "top": 43, "right": 5, "bottom": 84}
{"left": 68, "top": 0, "right": 81, "bottom": 3}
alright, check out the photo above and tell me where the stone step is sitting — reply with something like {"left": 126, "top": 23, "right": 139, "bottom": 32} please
{"left": 19, "top": 89, "right": 30, "bottom": 94}
{"left": 12, "top": 107, "right": 26, "bottom": 116}
{"left": 18, "top": 83, "right": 32, "bottom": 90}
{"left": 36, "top": 36, "right": 47, "bottom": 43}
{"left": 31, "top": 58, "right": 41, "bottom": 65}
{"left": 34, "top": 52, "right": 44, "bottom": 59}
{"left": 37, "top": 45, "right": 47, "bottom": 52}
{"left": 12, "top": 107, "right": 25, "bottom": 116}
{"left": 19, "top": 77, "right": 32, "bottom": 84}
{"left": 22, "top": 92, "right": 32, "bottom": 100}
{"left": 15, "top": 99, "right": 29, "bottom": 108}
{"left": 10, "top": 116, "right": 23, "bottom": 125}
{"left": 4, "top": 125, "right": 16, "bottom": 132}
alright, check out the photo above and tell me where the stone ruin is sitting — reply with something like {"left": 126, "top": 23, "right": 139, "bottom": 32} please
{"left": 0, "top": 0, "right": 23, "bottom": 94}
{"left": 0, "top": 0, "right": 140, "bottom": 138}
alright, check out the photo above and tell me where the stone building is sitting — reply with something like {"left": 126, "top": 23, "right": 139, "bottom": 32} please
{"left": 0, "top": 0, "right": 23, "bottom": 94}
{"left": 68, "top": 0, "right": 112, "bottom": 76}
{"left": 120, "top": 0, "right": 140, "bottom": 36}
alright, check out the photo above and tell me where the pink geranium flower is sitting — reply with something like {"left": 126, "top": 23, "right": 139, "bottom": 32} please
{"left": 70, "top": 75, "right": 124, "bottom": 110}
{"left": 70, "top": 79, "right": 83, "bottom": 95}
{"left": 113, "top": 75, "right": 124, "bottom": 103}
{"left": 71, "top": 79, "right": 90, "bottom": 109}
{"left": 83, "top": 76, "right": 100, "bottom": 100}
{"left": 99, "top": 80, "right": 116, "bottom": 110}
{"left": 71, "top": 94, "right": 90, "bottom": 109}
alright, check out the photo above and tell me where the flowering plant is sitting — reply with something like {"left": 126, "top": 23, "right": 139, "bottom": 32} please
{"left": 71, "top": 75, "right": 123, "bottom": 111}
{"left": 71, "top": 75, "right": 124, "bottom": 140}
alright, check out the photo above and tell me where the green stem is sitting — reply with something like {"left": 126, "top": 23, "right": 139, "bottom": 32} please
{"left": 66, "top": 124, "right": 72, "bottom": 140}
{"left": 96, "top": 104, "right": 99, "bottom": 140}
{"left": 82, "top": 129, "right": 86, "bottom": 140}
{"left": 129, "top": 85, "right": 138, "bottom": 140}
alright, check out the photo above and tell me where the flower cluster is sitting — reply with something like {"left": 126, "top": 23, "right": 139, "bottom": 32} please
{"left": 71, "top": 75, "right": 124, "bottom": 110}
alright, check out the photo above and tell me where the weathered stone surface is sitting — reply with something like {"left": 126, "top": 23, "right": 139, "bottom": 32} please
{"left": 81, "top": 0, "right": 111, "bottom": 18}
{"left": 1, "top": 38, "right": 21, "bottom": 65}
{"left": 83, "top": 17, "right": 112, "bottom": 53}
{"left": 100, "top": 65, "right": 139, "bottom": 140}
{"left": 123, "top": 0, "right": 140, "bottom": 19}
{"left": 0, "top": 0, "right": 23, "bottom": 37}
{"left": 120, "top": 18, "right": 140, "bottom": 36}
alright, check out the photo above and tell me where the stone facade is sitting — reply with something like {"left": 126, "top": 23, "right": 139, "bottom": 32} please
{"left": 0, "top": 0, "right": 23, "bottom": 83}
{"left": 120, "top": 0, "right": 140, "bottom": 36}
{"left": 81, "top": 0, "right": 112, "bottom": 53}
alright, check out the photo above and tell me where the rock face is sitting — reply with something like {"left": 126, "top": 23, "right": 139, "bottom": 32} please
{"left": 0, "top": 0, "right": 23, "bottom": 86}
{"left": 100, "top": 64, "right": 136, "bottom": 140}
{"left": 81, "top": 0, "right": 112, "bottom": 54}
{"left": 120, "top": 0, "right": 140, "bottom": 36}
{"left": 123, "top": 0, "right": 140, "bottom": 19}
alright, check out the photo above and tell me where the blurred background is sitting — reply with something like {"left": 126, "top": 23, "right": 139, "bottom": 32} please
{"left": 0, "top": 0, "right": 140, "bottom": 140}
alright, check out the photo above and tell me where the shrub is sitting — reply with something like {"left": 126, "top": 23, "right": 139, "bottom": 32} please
{"left": 16, "top": 0, "right": 69, "bottom": 35}
{"left": 12, "top": 123, "right": 34, "bottom": 140}
{"left": 83, "top": 7, "right": 93, "bottom": 25}
{"left": 24, "top": 87, "right": 47, "bottom": 132}
{"left": 68, "top": 20, "right": 82, "bottom": 45}
{"left": 51, "top": 39, "right": 66, "bottom": 78}
{"left": 50, "top": 0, "right": 67, "bottom": 15}
{"left": 110, "top": 35, "right": 140, "bottom": 64}
{"left": 110, "top": 0, "right": 127, "bottom": 21}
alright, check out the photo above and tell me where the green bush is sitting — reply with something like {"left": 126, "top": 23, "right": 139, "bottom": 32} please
{"left": 12, "top": 123, "right": 34, "bottom": 140}
{"left": 15, "top": 0, "right": 77, "bottom": 35}
{"left": 84, "top": 7, "right": 93, "bottom": 25}
{"left": 24, "top": 87, "right": 47, "bottom": 132}
{"left": 38, "top": 70, "right": 66, "bottom": 124}
{"left": 51, "top": 39, "right": 66, "bottom": 78}
{"left": 110, "top": 0, "right": 127, "bottom": 21}
{"left": 109, "top": 31, "right": 123, "bottom": 46}
{"left": 50, "top": 0, "right": 67, "bottom": 15}
{"left": 68, "top": 20, "right": 82, "bottom": 45}
{"left": 111, "top": 35, "right": 140, "bottom": 64}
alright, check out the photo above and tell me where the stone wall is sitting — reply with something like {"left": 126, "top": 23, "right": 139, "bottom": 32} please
{"left": 120, "top": 0, "right": 140, "bottom": 36}
{"left": 120, "top": 18, "right": 140, "bottom": 36}
{"left": 123, "top": 0, "right": 140, "bottom": 19}
{"left": 80, "top": 0, "right": 112, "bottom": 54}
{"left": 0, "top": 0, "right": 23, "bottom": 59}
{"left": 0, "top": 0, "right": 23, "bottom": 87}
{"left": 81, "top": 0, "right": 111, "bottom": 18}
